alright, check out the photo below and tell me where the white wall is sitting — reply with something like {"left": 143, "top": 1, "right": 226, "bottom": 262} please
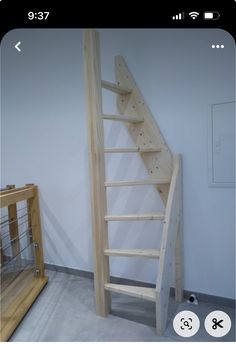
{"left": 1, "top": 29, "right": 235, "bottom": 299}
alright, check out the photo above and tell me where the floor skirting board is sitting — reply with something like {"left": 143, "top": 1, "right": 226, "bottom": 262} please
{"left": 44, "top": 263, "right": 235, "bottom": 309}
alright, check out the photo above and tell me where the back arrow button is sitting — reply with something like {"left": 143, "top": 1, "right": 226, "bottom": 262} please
{"left": 15, "top": 41, "right": 21, "bottom": 52}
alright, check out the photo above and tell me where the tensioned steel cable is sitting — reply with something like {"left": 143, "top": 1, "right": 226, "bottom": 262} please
{"left": 1, "top": 242, "right": 34, "bottom": 272}
{"left": 0, "top": 206, "right": 28, "bottom": 225}
{"left": 0, "top": 218, "right": 30, "bottom": 240}
{"left": 0, "top": 212, "right": 29, "bottom": 230}
{"left": 1, "top": 227, "right": 32, "bottom": 251}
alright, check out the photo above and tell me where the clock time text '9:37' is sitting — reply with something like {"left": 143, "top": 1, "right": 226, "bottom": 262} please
{"left": 28, "top": 12, "right": 50, "bottom": 20}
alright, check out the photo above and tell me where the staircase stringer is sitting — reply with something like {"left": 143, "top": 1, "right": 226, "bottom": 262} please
{"left": 156, "top": 154, "right": 183, "bottom": 335}
{"left": 115, "top": 56, "right": 173, "bottom": 205}
{"left": 83, "top": 30, "right": 111, "bottom": 317}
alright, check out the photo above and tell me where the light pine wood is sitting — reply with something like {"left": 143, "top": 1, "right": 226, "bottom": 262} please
{"left": 156, "top": 155, "right": 182, "bottom": 335}
{"left": 104, "top": 147, "right": 161, "bottom": 153}
{"left": 115, "top": 56, "right": 173, "bottom": 205}
{"left": 84, "top": 30, "right": 183, "bottom": 336}
{"left": 0, "top": 187, "right": 34, "bottom": 208}
{"left": 103, "top": 114, "right": 144, "bottom": 123}
{"left": 105, "top": 179, "right": 170, "bottom": 187}
{"left": 0, "top": 185, "right": 47, "bottom": 341}
{"left": 27, "top": 185, "right": 45, "bottom": 278}
{"left": 104, "top": 249, "right": 160, "bottom": 259}
{"left": 0, "top": 185, "right": 32, "bottom": 196}
{"left": 174, "top": 162, "right": 183, "bottom": 303}
{"left": 105, "top": 213, "right": 165, "bottom": 221}
{"left": 6, "top": 185, "right": 21, "bottom": 261}
{"left": 83, "top": 29, "right": 111, "bottom": 316}
{"left": 0, "top": 276, "right": 48, "bottom": 341}
{"left": 0, "top": 268, "right": 34, "bottom": 303}
{"left": 27, "top": 197, "right": 33, "bottom": 244}
{"left": 175, "top": 208, "right": 183, "bottom": 302}
{"left": 1, "top": 268, "right": 35, "bottom": 313}
{"left": 105, "top": 283, "right": 156, "bottom": 302}
{"left": 0, "top": 238, "right": 3, "bottom": 266}
{"left": 102, "top": 80, "right": 132, "bottom": 94}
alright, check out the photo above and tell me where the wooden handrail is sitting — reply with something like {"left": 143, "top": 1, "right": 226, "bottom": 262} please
{"left": 0, "top": 186, "right": 34, "bottom": 208}
{"left": 0, "top": 185, "right": 33, "bottom": 196}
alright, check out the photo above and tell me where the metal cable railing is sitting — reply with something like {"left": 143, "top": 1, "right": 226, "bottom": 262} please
{"left": 1, "top": 227, "right": 33, "bottom": 252}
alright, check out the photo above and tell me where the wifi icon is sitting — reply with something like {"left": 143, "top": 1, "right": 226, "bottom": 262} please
{"left": 189, "top": 11, "right": 199, "bottom": 19}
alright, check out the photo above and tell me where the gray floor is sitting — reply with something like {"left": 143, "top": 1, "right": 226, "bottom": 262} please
{"left": 10, "top": 270, "right": 235, "bottom": 342}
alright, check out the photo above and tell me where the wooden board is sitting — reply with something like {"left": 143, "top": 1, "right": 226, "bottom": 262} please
{"left": 155, "top": 154, "right": 182, "bottom": 335}
{"left": 104, "top": 249, "right": 160, "bottom": 259}
{"left": 115, "top": 56, "right": 173, "bottom": 205}
{"left": 0, "top": 185, "right": 32, "bottom": 196}
{"left": 175, "top": 223, "right": 183, "bottom": 302}
{"left": 105, "top": 283, "right": 156, "bottom": 302}
{"left": 103, "top": 114, "right": 143, "bottom": 123}
{"left": 7, "top": 185, "right": 21, "bottom": 261}
{"left": 105, "top": 179, "right": 170, "bottom": 187}
{"left": 104, "top": 147, "right": 161, "bottom": 153}
{"left": 0, "top": 188, "right": 34, "bottom": 208}
{"left": 101, "top": 80, "right": 131, "bottom": 94}
{"left": 105, "top": 213, "right": 165, "bottom": 221}
{"left": 1, "top": 268, "right": 34, "bottom": 309}
{"left": 83, "top": 29, "right": 111, "bottom": 316}
{"left": 27, "top": 185, "right": 45, "bottom": 278}
{"left": 0, "top": 275, "right": 48, "bottom": 341}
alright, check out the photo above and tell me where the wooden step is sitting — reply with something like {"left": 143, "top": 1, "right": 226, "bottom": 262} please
{"left": 103, "top": 114, "right": 144, "bottom": 123}
{"left": 104, "top": 283, "right": 156, "bottom": 302}
{"left": 105, "top": 179, "right": 170, "bottom": 187}
{"left": 104, "top": 249, "right": 160, "bottom": 259}
{"left": 104, "top": 147, "right": 161, "bottom": 153}
{"left": 105, "top": 213, "right": 165, "bottom": 221}
{"left": 101, "top": 80, "right": 132, "bottom": 95}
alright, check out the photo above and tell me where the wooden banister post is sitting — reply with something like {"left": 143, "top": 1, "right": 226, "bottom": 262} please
{"left": 6, "top": 185, "right": 21, "bottom": 263}
{"left": 83, "top": 29, "right": 111, "bottom": 316}
{"left": 26, "top": 184, "right": 33, "bottom": 244}
{"left": 27, "top": 184, "right": 45, "bottom": 278}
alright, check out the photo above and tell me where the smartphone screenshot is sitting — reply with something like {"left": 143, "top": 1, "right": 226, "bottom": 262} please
{"left": 0, "top": 1, "right": 235, "bottom": 342}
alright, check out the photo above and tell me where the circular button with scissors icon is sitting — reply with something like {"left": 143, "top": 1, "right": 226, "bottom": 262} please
{"left": 173, "top": 311, "right": 200, "bottom": 337}
{"left": 205, "top": 310, "right": 231, "bottom": 337}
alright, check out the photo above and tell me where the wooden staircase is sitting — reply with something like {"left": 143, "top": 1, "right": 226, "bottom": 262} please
{"left": 83, "top": 29, "right": 183, "bottom": 335}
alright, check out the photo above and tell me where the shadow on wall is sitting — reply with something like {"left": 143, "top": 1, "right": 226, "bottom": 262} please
{"left": 40, "top": 197, "right": 90, "bottom": 269}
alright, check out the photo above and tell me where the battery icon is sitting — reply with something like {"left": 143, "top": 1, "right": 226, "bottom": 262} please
{"left": 204, "top": 12, "right": 220, "bottom": 20}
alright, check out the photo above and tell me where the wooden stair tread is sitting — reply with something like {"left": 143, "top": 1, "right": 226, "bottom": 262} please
{"left": 104, "top": 147, "right": 161, "bottom": 153}
{"left": 101, "top": 80, "right": 132, "bottom": 94}
{"left": 103, "top": 114, "right": 144, "bottom": 123}
{"left": 104, "top": 249, "right": 160, "bottom": 258}
{"left": 105, "top": 179, "right": 170, "bottom": 187}
{"left": 104, "top": 283, "right": 156, "bottom": 302}
{"left": 105, "top": 213, "right": 165, "bottom": 221}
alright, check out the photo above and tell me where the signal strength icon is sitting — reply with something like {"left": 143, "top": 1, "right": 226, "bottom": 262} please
{"left": 172, "top": 12, "right": 184, "bottom": 20}
{"left": 189, "top": 11, "right": 199, "bottom": 19}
